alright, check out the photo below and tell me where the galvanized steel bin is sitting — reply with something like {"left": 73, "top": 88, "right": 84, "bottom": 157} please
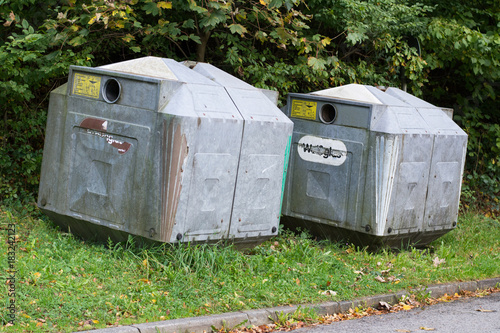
{"left": 38, "top": 56, "right": 293, "bottom": 245}
{"left": 281, "top": 84, "right": 467, "bottom": 247}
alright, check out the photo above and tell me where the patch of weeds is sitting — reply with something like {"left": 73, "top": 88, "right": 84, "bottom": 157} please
{"left": 412, "top": 286, "right": 432, "bottom": 305}
{"left": 270, "top": 306, "right": 319, "bottom": 329}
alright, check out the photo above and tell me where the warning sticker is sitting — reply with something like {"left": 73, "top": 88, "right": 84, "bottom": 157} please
{"left": 291, "top": 99, "right": 317, "bottom": 120}
{"left": 72, "top": 73, "right": 101, "bottom": 99}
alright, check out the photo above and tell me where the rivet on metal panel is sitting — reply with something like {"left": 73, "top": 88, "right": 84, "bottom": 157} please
{"left": 272, "top": 226, "right": 277, "bottom": 233}
{"left": 176, "top": 233, "right": 182, "bottom": 241}
{"left": 149, "top": 228, "right": 156, "bottom": 237}
{"left": 388, "top": 227, "right": 393, "bottom": 234}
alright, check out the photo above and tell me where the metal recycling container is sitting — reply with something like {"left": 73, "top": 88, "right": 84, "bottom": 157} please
{"left": 281, "top": 84, "right": 467, "bottom": 247}
{"left": 37, "top": 56, "right": 293, "bottom": 245}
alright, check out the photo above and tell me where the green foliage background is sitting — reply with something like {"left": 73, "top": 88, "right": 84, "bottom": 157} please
{"left": 1, "top": 0, "right": 499, "bottom": 211}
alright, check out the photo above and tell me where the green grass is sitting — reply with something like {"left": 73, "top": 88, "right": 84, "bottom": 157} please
{"left": 1, "top": 207, "right": 499, "bottom": 332}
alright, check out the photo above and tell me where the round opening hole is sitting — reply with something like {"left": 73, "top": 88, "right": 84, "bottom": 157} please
{"left": 103, "top": 78, "right": 121, "bottom": 103}
{"left": 319, "top": 104, "right": 337, "bottom": 124}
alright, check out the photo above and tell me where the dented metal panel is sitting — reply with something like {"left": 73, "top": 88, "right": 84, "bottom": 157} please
{"left": 282, "top": 84, "right": 467, "bottom": 247}
{"left": 186, "top": 62, "right": 293, "bottom": 241}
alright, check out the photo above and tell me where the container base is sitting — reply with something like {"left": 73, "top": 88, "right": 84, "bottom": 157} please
{"left": 280, "top": 215, "right": 453, "bottom": 249}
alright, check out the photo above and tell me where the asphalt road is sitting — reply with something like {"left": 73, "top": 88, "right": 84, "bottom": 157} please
{"left": 293, "top": 292, "right": 500, "bottom": 333}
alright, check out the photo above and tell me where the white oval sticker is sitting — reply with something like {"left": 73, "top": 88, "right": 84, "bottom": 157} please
{"left": 297, "top": 135, "right": 347, "bottom": 166}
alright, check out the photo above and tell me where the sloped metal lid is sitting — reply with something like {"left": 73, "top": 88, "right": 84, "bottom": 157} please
{"left": 384, "top": 87, "right": 436, "bottom": 108}
{"left": 311, "top": 84, "right": 383, "bottom": 105}
{"left": 100, "top": 56, "right": 178, "bottom": 80}
{"left": 188, "top": 62, "right": 254, "bottom": 89}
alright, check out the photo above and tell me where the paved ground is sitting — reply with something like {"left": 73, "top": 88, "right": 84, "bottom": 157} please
{"left": 82, "top": 278, "right": 500, "bottom": 333}
{"left": 294, "top": 291, "right": 500, "bottom": 333}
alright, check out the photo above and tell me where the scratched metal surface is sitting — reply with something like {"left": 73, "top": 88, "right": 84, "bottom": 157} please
{"left": 37, "top": 57, "right": 293, "bottom": 245}
{"left": 281, "top": 84, "right": 467, "bottom": 247}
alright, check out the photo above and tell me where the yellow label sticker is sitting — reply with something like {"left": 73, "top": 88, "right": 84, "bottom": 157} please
{"left": 291, "top": 99, "right": 317, "bottom": 120}
{"left": 72, "top": 73, "right": 101, "bottom": 99}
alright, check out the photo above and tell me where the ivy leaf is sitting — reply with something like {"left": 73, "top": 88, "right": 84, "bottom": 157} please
{"left": 121, "top": 34, "right": 135, "bottom": 43}
{"left": 307, "top": 56, "right": 326, "bottom": 70}
{"left": 68, "top": 36, "right": 85, "bottom": 46}
{"left": 228, "top": 23, "right": 247, "bottom": 36}
{"left": 199, "top": 11, "right": 226, "bottom": 28}
{"left": 182, "top": 19, "right": 195, "bottom": 28}
{"left": 142, "top": 2, "right": 159, "bottom": 16}
{"left": 157, "top": 1, "right": 172, "bottom": 9}
{"left": 321, "top": 37, "right": 331, "bottom": 47}
{"left": 189, "top": 34, "right": 201, "bottom": 44}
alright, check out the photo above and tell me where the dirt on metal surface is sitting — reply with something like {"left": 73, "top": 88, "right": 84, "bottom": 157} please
{"left": 161, "top": 121, "right": 188, "bottom": 242}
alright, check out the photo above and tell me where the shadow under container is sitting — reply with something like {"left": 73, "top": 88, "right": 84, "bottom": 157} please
{"left": 280, "top": 84, "right": 467, "bottom": 247}
{"left": 37, "top": 57, "right": 293, "bottom": 245}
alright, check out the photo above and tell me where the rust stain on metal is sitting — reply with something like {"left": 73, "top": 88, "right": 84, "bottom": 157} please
{"left": 111, "top": 141, "right": 131, "bottom": 154}
{"left": 160, "top": 121, "right": 188, "bottom": 241}
{"left": 80, "top": 118, "right": 131, "bottom": 155}
{"left": 80, "top": 118, "right": 107, "bottom": 131}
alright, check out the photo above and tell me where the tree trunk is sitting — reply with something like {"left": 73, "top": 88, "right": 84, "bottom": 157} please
{"left": 196, "top": 31, "right": 211, "bottom": 63}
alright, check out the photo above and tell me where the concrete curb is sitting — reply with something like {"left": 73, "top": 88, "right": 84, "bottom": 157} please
{"left": 81, "top": 277, "right": 500, "bottom": 333}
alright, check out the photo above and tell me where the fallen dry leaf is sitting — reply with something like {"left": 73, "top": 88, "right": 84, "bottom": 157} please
{"left": 476, "top": 308, "right": 496, "bottom": 313}
{"left": 378, "top": 301, "right": 392, "bottom": 310}
{"left": 420, "top": 327, "right": 435, "bottom": 331}
{"left": 387, "top": 276, "right": 401, "bottom": 283}
{"left": 375, "top": 276, "right": 386, "bottom": 283}
{"left": 432, "top": 256, "right": 446, "bottom": 267}
{"left": 395, "top": 330, "right": 411, "bottom": 333}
